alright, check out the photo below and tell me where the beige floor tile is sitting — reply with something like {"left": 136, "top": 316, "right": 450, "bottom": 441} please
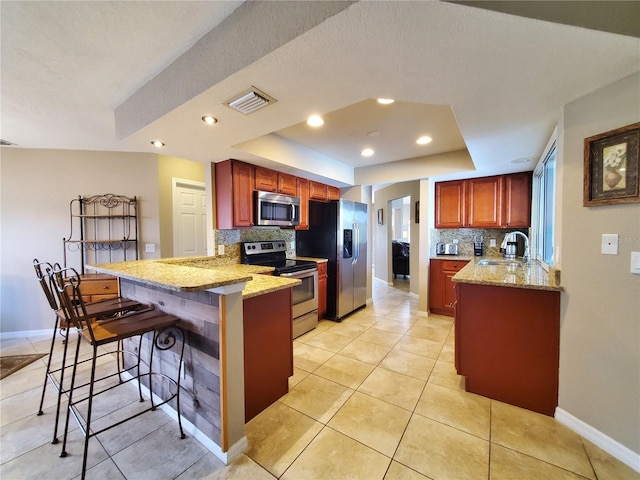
{"left": 280, "top": 374, "right": 354, "bottom": 423}
{"left": 373, "top": 318, "right": 413, "bottom": 335}
{"left": 438, "top": 341, "right": 455, "bottom": 364}
{"left": 415, "top": 314, "right": 453, "bottom": 328}
{"left": 358, "top": 367, "right": 425, "bottom": 411}
{"left": 339, "top": 338, "right": 393, "bottom": 365}
{"left": 176, "top": 453, "right": 276, "bottom": 480}
{"left": 406, "top": 323, "right": 450, "bottom": 343}
{"left": 384, "top": 461, "right": 430, "bottom": 479}
{"left": 582, "top": 439, "right": 640, "bottom": 480}
{"left": 305, "top": 331, "right": 354, "bottom": 353}
{"left": 379, "top": 349, "right": 435, "bottom": 381}
{"left": 394, "top": 414, "right": 489, "bottom": 480}
{"left": 289, "top": 366, "right": 310, "bottom": 388}
{"left": 0, "top": 384, "right": 57, "bottom": 427}
{"left": 328, "top": 321, "right": 369, "bottom": 338}
{"left": 394, "top": 335, "right": 444, "bottom": 360}
{"left": 328, "top": 391, "right": 411, "bottom": 457}
{"left": 341, "top": 312, "right": 379, "bottom": 327}
{"left": 86, "top": 458, "right": 127, "bottom": 479}
{"left": 415, "top": 383, "right": 490, "bottom": 439}
{"left": 313, "top": 354, "right": 375, "bottom": 389}
{"left": 293, "top": 343, "right": 335, "bottom": 372}
{"left": 428, "top": 359, "right": 466, "bottom": 391}
{"left": 358, "top": 328, "right": 403, "bottom": 348}
{"left": 245, "top": 402, "right": 323, "bottom": 478}
{"left": 491, "top": 401, "right": 596, "bottom": 479}
{"left": 490, "top": 444, "right": 592, "bottom": 480}
{"left": 281, "top": 427, "right": 391, "bottom": 480}
{"left": 1, "top": 337, "right": 39, "bottom": 356}
{"left": 0, "top": 363, "right": 48, "bottom": 400}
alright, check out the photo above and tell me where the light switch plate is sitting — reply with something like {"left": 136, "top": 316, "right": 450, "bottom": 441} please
{"left": 601, "top": 234, "right": 618, "bottom": 255}
{"left": 145, "top": 243, "right": 155, "bottom": 253}
{"left": 631, "top": 251, "right": 640, "bottom": 275}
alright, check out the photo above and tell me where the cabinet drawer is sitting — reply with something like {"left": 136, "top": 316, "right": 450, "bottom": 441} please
{"left": 440, "top": 260, "right": 467, "bottom": 272}
{"left": 79, "top": 275, "right": 118, "bottom": 295}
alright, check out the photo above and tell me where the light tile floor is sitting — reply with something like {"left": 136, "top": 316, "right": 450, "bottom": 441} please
{"left": 1, "top": 277, "right": 639, "bottom": 479}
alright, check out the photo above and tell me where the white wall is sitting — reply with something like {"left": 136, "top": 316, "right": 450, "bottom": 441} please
{"left": 558, "top": 72, "right": 640, "bottom": 460}
{"left": 0, "top": 149, "right": 160, "bottom": 334}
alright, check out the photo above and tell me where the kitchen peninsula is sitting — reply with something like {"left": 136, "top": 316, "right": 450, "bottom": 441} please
{"left": 453, "top": 258, "right": 562, "bottom": 416}
{"left": 87, "top": 257, "right": 300, "bottom": 464}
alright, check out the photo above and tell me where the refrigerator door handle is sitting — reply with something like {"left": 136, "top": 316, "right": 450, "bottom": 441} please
{"left": 354, "top": 222, "right": 359, "bottom": 264}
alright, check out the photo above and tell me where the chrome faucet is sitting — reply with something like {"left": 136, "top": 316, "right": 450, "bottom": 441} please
{"left": 501, "top": 231, "right": 530, "bottom": 264}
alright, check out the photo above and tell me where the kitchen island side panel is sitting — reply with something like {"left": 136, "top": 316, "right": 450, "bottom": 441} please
{"left": 120, "top": 280, "right": 223, "bottom": 445}
{"left": 456, "top": 281, "right": 560, "bottom": 416}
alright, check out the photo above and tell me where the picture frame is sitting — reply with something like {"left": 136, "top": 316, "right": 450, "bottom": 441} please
{"left": 377, "top": 208, "right": 383, "bottom": 225}
{"left": 584, "top": 122, "right": 640, "bottom": 206}
{"left": 415, "top": 201, "right": 420, "bottom": 224}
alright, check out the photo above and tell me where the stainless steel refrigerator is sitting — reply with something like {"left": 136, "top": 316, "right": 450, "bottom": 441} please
{"left": 296, "top": 199, "right": 367, "bottom": 321}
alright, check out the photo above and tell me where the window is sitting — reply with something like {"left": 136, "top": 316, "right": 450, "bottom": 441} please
{"left": 532, "top": 130, "right": 557, "bottom": 269}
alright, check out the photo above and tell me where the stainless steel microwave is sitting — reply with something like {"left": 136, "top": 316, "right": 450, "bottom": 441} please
{"left": 255, "top": 191, "right": 301, "bottom": 227}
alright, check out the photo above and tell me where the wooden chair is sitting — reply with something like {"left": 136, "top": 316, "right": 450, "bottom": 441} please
{"left": 51, "top": 264, "right": 185, "bottom": 480}
{"left": 33, "top": 259, "right": 143, "bottom": 444}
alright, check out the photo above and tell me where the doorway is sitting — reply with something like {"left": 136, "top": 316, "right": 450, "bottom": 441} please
{"left": 390, "top": 196, "right": 411, "bottom": 286}
{"left": 172, "top": 178, "right": 207, "bottom": 257}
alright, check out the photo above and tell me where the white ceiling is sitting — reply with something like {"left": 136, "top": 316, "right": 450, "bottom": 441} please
{"left": 2, "top": 1, "right": 639, "bottom": 187}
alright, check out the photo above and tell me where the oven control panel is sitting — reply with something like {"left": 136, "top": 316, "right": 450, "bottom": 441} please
{"left": 242, "top": 241, "right": 287, "bottom": 255}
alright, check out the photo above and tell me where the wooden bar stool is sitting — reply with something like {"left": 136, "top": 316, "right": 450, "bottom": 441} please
{"left": 33, "top": 259, "right": 144, "bottom": 444}
{"left": 51, "top": 265, "right": 185, "bottom": 480}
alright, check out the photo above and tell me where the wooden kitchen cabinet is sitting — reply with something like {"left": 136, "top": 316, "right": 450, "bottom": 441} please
{"left": 429, "top": 259, "right": 469, "bottom": 316}
{"left": 78, "top": 273, "right": 119, "bottom": 302}
{"left": 502, "top": 172, "right": 532, "bottom": 227}
{"left": 309, "top": 180, "right": 328, "bottom": 201}
{"left": 435, "top": 173, "right": 531, "bottom": 229}
{"left": 455, "top": 281, "right": 560, "bottom": 416}
{"left": 327, "top": 185, "right": 340, "bottom": 201}
{"left": 215, "top": 159, "right": 254, "bottom": 229}
{"left": 254, "top": 166, "right": 297, "bottom": 196}
{"left": 243, "top": 287, "right": 293, "bottom": 422}
{"left": 296, "top": 177, "right": 310, "bottom": 230}
{"left": 317, "top": 261, "right": 327, "bottom": 319}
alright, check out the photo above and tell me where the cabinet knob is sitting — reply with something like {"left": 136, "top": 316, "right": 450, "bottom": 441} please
{"left": 102, "top": 286, "right": 109, "bottom": 290}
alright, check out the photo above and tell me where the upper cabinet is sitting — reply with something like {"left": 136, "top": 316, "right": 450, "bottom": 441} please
{"left": 215, "top": 160, "right": 254, "bottom": 229}
{"left": 309, "top": 180, "right": 328, "bottom": 201}
{"left": 296, "top": 177, "right": 310, "bottom": 230}
{"left": 254, "top": 166, "right": 297, "bottom": 196}
{"left": 435, "top": 173, "right": 532, "bottom": 229}
{"left": 327, "top": 185, "right": 340, "bottom": 201}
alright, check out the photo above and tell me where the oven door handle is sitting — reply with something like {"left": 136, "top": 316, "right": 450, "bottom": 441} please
{"left": 280, "top": 268, "right": 317, "bottom": 278}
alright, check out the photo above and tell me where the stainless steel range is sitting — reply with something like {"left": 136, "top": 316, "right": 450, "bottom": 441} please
{"left": 241, "top": 241, "right": 318, "bottom": 338}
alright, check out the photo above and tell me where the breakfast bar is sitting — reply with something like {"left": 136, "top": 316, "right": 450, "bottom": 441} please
{"left": 87, "top": 257, "right": 300, "bottom": 464}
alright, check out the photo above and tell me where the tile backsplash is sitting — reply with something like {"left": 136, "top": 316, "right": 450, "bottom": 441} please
{"left": 215, "top": 228, "right": 296, "bottom": 263}
{"left": 431, "top": 228, "right": 529, "bottom": 257}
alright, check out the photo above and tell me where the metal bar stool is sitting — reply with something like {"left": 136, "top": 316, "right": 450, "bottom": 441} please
{"left": 33, "top": 259, "right": 144, "bottom": 444}
{"left": 51, "top": 264, "right": 185, "bottom": 480}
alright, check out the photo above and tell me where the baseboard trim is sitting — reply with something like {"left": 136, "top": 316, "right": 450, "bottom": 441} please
{"left": 0, "top": 329, "right": 53, "bottom": 340}
{"left": 555, "top": 407, "right": 640, "bottom": 473}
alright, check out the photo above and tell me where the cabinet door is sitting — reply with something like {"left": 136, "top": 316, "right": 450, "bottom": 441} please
{"left": 278, "top": 173, "right": 297, "bottom": 196}
{"left": 254, "top": 166, "right": 278, "bottom": 192}
{"left": 503, "top": 172, "right": 532, "bottom": 227}
{"left": 428, "top": 260, "right": 445, "bottom": 312}
{"left": 466, "top": 176, "right": 502, "bottom": 228}
{"left": 435, "top": 180, "right": 466, "bottom": 228}
{"left": 296, "top": 178, "right": 310, "bottom": 230}
{"left": 317, "top": 262, "right": 327, "bottom": 319}
{"left": 327, "top": 186, "right": 340, "bottom": 201}
{"left": 309, "top": 181, "right": 328, "bottom": 201}
{"left": 232, "top": 161, "right": 254, "bottom": 227}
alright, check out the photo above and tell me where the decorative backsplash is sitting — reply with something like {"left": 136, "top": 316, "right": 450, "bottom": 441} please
{"left": 215, "top": 228, "right": 296, "bottom": 263}
{"left": 431, "top": 228, "right": 530, "bottom": 257}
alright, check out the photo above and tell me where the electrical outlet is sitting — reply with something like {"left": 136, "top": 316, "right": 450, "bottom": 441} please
{"left": 631, "top": 252, "right": 640, "bottom": 275}
{"left": 145, "top": 243, "right": 155, "bottom": 253}
{"left": 490, "top": 239, "right": 496, "bottom": 247}
{"left": 601, "top": 234, "right": 618, "bottom": 255}
{"left": 218, "top": 244, "right": 225, "bottom": 256}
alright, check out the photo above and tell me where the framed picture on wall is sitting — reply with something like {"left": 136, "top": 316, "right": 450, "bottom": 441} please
{"left": 377, "top": 209, "right": 383, "bottom": 225}
{"left": 584, "top": 121, "right": 640, "bottom": 206}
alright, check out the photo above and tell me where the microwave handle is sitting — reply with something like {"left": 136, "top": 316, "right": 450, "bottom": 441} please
{"left": 290, "top": 204, "right": 295, "bottom": 222}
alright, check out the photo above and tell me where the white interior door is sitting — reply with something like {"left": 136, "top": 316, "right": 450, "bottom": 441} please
{"left": 172, "top": 178, "right": 207, "bottom": 257}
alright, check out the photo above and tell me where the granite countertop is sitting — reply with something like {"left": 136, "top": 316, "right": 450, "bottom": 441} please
{"left": 295, "top": 256, "right": 328, "bottom": 263}
{"left": 452, "top": 257, "right": 562, "bottom": 292}
{"left": 431, "top": 255, "right": 475, "bottom": 261}
{"left": 88, "top": 258, "right": 300, "bottom": 297}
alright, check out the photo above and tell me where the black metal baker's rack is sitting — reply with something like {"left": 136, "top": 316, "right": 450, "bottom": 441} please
{"left": 63, "top": 194, "right": 139, "bottom": 274}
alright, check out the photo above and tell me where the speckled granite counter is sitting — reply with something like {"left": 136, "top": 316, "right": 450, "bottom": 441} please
{"left": 431, "top": 255, "right": 475, "bottom": 261}
{"left": 295, "top": 256, "right": 328, "bottom": 263}
{"left": 452, "top": 257, "right": 561, "bottom": 291}
{"left": 88, "top": 258, "right": 299, "bottom": 297}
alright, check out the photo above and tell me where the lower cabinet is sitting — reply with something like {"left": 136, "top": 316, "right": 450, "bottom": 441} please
{"left": 79, "top": 273, "right": 119, "bottom": 303}
{"left": 317, "top": 261, "right": 327, "bottom": 319}
{"left": 243, "top": 288, "right": 293, "bottom": 422}
{"left": 429, "top": 259, "right": 468, "bottom": 316}
{"left": 455, "top": 282, "right": 560, "bottom": 416}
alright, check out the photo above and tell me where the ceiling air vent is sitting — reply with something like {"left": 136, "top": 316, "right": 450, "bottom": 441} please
{"left": 225, "top": 87, "right": 276, "bottom": 115}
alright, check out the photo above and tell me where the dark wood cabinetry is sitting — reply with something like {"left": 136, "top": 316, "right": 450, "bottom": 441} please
{"left": 429, "top": 259, "right": 469, "bottom": 316}
{"left": 254, "top": 166, "right": 297, "bottom": 196}
{"left": 215, "top": 160, "right": 254, "bottom": 229}
{"left": 455, "top": 282, "right": 560, "bottom": 416}
{"left": 435, "top": 173, "right": 531, "bottom": 229}
{"left": 317, "top": 261, "right": 327, "bottom": 319}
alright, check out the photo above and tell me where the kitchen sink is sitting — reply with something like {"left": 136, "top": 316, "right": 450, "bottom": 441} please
{"left": 477, "top": 259, "right": 524, "bottom": 267}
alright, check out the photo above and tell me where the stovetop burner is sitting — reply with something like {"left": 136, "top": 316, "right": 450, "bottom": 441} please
{"left": 241, "top": 241, "right": 317, "bottom": 275}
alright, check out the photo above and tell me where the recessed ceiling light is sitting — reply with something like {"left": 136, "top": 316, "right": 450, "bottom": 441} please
{"left": 377, "top": 98, "right": 394, "bottom": 105}
{"left": 307, "top": 115, "right": 324, "bottom": 127}
{"left": 202, "top": 115, "right": 217, "bottom": 125}
{"left": 361, "top": 148, "right": 375, "bottom": 157}
{"left": 151, "top": 140, "right": 165, "bottom": 148}
{"left": 416, "top": 135, "right": 432, "bottom": 145}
